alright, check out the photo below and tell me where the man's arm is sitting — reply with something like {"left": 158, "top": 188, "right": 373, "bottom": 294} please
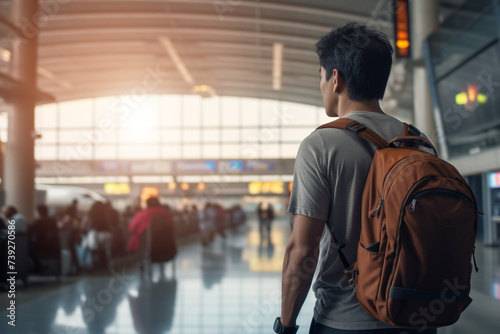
{"left": 281, "top": 214, "right": 325, "bottom": 327}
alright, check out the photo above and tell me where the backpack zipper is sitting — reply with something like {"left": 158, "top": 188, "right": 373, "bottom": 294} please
{"left": 370, "top": 197, "right": 384, "bottom": 217}
{"left": 370, "top": 155, "right": 429, "bottom": 217}
{"left": 388, "top": 178, "right": 478, "bottom": 296}
{"left": 407, "top": 189, "right": 474, "bottom": 213}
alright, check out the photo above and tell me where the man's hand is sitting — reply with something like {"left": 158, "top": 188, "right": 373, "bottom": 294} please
{"left": 281, "top": 214, "right": 325, "bottom": 327}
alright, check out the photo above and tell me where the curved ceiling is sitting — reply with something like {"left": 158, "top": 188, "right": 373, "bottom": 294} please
{"left": 1, "top": 0, "right": 468, "bottom": 110}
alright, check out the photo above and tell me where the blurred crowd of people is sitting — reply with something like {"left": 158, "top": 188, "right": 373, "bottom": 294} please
{"left": 0, "top": 198, "right": 247, "bottom": 281}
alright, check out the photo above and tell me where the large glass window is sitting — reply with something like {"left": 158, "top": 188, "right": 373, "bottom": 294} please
{"left": 95, "top": 145, "right": 117, "bottom": 160}
{"left": 35, "top": 145, "right": 57, "bottom": 160}
{"left": 36, "top": 104, "right": 58, "bottom": 129}
{"left": 241, "top": 98, "right": 259, "bottom": 126}
{"left": 183, "top": 95, "right": 201, "bottom": 128}
{"left": 59, "top": 99, "right": 93, "bottom": 128}
{"left": 202, "top": 97, "right": 220, "bottom": 127}
{"left": 162, "top": 95, "right": 182, "bottom": 127}
{"left": 23, "top": 94, "right": 326, "bottom": 161}
{"left": 221, "top": 97, "right": 240, "bottom": 127}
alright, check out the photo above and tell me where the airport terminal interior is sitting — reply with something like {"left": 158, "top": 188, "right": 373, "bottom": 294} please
{"left": 0, "top": 0, "right": 500, "bottom": 333}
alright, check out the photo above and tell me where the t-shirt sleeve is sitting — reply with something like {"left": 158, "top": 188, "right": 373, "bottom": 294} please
{"left": 288, "top": 131, "right": 331, "bottom": 221}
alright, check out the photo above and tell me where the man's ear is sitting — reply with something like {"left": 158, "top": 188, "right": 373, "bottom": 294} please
{"left": 332, "top": 69, "right": 344, "bottom": 94}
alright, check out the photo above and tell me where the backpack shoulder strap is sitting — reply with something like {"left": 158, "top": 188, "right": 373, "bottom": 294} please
{"left": 403, "top": 123, "right": 421, "bottom": 137}
{"left": 317, "top": 118, "right": 388, "bottom": 150}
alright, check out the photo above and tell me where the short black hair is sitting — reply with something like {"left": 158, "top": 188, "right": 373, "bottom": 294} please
{"left": 316, "top": 23, "right": 393, "bottom": 101}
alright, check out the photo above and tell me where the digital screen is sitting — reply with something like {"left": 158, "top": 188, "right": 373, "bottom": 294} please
{"left": 435, "top": 43, "right": 500, "bottom": 158}
{"left": 489, "top": 172, "right": 500, "bottom": 189}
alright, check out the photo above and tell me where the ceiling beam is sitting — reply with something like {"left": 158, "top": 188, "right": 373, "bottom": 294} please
{"left": 46, "top": 12, "right": 334, "bottom": 34}
{"left": 69, "top": 0, "right": 390, "bottom": 27}
{"left": 39, "top": 27, "right": 319, "bottom": 45}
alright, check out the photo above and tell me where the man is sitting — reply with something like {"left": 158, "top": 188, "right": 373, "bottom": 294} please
{"left": 278, "top": 24, "right": 437, "bottom": 333}
{"left": 1, "top": 205, "right": 29, "bottom": 232}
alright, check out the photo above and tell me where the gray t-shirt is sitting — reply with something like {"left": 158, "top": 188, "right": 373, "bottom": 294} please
{"left": 288, "top": 110, "right": 406, "bottom": 330}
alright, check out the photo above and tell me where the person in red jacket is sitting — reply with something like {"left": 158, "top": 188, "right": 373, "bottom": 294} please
{"left": 128, "top": 197, "right": 171, "bottom": 252}
{"left": 128, "top": 197, "right": 176, "bottom": 274}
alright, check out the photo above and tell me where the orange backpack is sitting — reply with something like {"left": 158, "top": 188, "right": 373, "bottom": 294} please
{"left": 317, "top": 118, "right": 479, "bottom": 329}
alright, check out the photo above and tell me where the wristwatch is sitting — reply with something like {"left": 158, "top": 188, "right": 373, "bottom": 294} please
{"left": 273, "top": 317, "right": 299, "bottom": 334}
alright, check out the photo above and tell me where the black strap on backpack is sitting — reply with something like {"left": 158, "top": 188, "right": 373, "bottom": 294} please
{"left": 328, "top": 228, "right": 357, "bottom": 286}
{"left": 329, "top": 230, "right": 351, "bottom": 270}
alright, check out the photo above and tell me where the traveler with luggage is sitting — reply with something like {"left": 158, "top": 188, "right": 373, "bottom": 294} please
{"left": 128, "top": 197, "right": 176, "bottom": 272}
{"left": 277, "top": 23, "right": 478, "bottom": 334}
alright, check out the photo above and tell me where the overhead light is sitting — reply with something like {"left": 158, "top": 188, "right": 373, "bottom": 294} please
{"left": 273, "top": 42, "right": 283, "bottom": 91}
{"left": 158, "top": 37, "right": 194, "bottom": 85}
{"left": 193, "top": 84, "right": 216, "bottom": 97}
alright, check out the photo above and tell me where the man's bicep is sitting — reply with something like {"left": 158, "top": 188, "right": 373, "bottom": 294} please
{"left": 289, "top": 214, "right": 325, "bottom": 250}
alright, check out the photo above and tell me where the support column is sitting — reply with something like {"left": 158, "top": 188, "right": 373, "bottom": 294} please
{"left": 5, "top": 0, "right": 38, "bottom": 221}
{"left": 411, "top": 0, "right": 439, "bottom": 147}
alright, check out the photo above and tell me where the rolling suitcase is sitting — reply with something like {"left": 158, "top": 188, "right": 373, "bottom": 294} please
{"left": 149, "top": 214, "right": 176, "bottom": 263}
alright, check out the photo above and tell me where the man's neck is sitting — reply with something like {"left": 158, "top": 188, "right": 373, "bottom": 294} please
{"left": 337, "top": 98, "right": 384, "bottom": 118}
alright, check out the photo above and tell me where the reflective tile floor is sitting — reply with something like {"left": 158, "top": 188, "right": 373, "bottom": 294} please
{"left": 1, "top": 217, "right": 500, "bottom": 334}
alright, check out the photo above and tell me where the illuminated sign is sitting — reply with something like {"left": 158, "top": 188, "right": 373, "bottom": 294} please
{"left": 489, "top": 172, "right": 500, "bottom": 189}
{"left": 455, "top": 84, "right": 488, "bottom": 109}
{"left": 394, "top": 0, "right": 411, "bottom": 58}
{"left": 248, "top": 181, "right": 284, "bottom": 195}
{"left": 218, "top": 160, "right": 244, "bottom": 173}
{"left": 175, "top": 161, "right": 216, "bottom": 173}
{"left": 104, "top": 183, "right": 131, "bottom": 195}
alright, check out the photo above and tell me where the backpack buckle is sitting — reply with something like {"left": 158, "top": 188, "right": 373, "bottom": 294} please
{"left": 346, "top": 121, "right": 366, "bottom": 133}
{"left": 344, "top": 268, "right": 358, "bottom": 287}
